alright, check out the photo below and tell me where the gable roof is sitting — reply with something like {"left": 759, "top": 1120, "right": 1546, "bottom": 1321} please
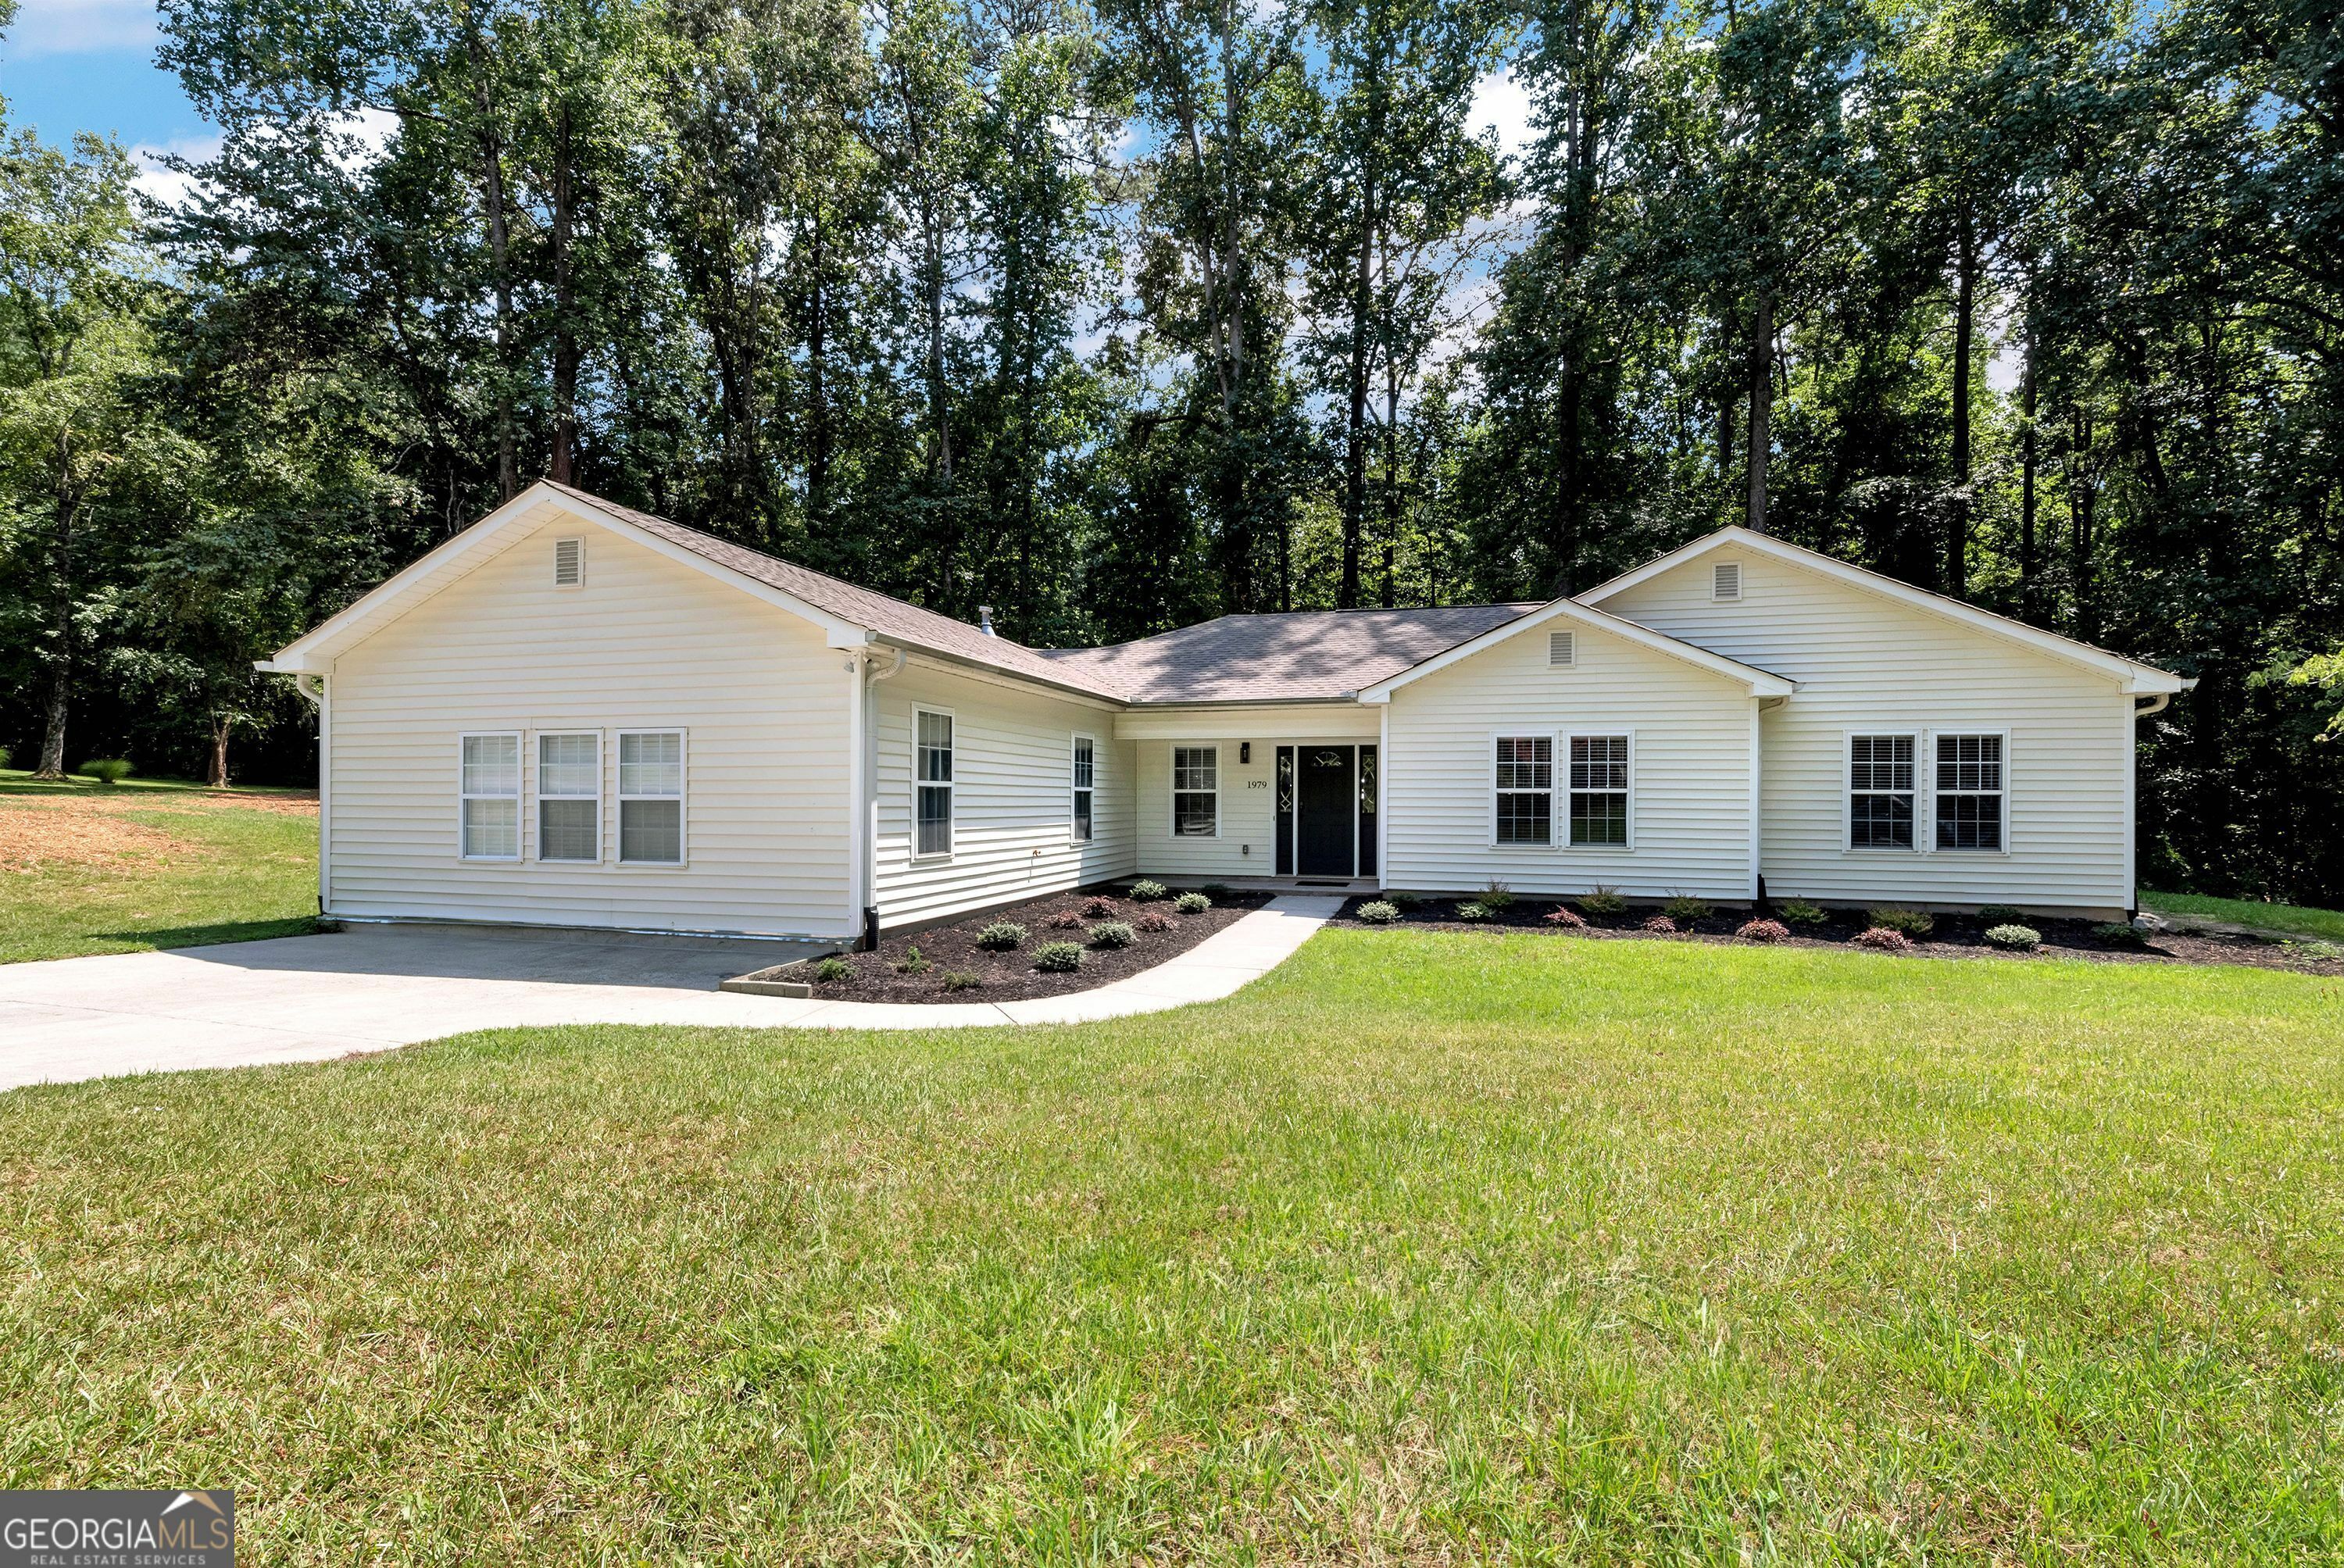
{"left": 1354, "top": 596, "right": 1798, "bottom": 702}
{"left": 1580, "top": 525, "right": 2192, "bottom": 695}
{"left": 1036, "top": 605, "right": 1539, "bottom": 703}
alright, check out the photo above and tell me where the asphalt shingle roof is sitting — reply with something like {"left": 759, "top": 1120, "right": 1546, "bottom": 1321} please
{"left": 550, "top": 482, "right": 1537, "bottom": 705}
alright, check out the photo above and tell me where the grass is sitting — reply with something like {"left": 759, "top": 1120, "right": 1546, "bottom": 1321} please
{"left": 2140, "top": 888, "right": 2344, "bottom": 943}
{"left": 0, "top": 769, "right": 320, "bottom": 963}
{"left": 4, "top": 930, "right": 2340, "bottom": 1562}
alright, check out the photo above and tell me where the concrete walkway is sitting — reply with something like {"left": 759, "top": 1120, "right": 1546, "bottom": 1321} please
{"left": 0, "top": 896, "right": 1341, "bottom": 1093}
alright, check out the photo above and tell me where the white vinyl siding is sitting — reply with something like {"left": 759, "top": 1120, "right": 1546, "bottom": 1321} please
{"left": 537, "top": 731, "right": 600, "bottom": 861}
{"left": 1600, "top": 548, "right": 2134, "bottom": 913}
{"left": 459, "top": 733, "right": 520, "bottom": 859}
{"left": 1385, "top": 624, "right": 1753, "bottom": 898}
{"left": 324, "top": 507, "right": 855, "bottom": 938}
{"left": 872, "top": 663, "right": 1135, "bottom": 929}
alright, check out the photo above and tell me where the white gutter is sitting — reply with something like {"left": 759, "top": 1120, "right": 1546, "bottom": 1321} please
{"left": 856, "top": 647, "right": 906, "bottom": 946}
{"left": 293, "top": 672, "right": 330, "bottom": 915}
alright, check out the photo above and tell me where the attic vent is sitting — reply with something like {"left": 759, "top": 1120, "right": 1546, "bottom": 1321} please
{"left": 1549, "top": 630, "right": 1577, "bottom": 667}
{"left": 553, "top": 537, "right": 585, "bottom": 588}
{"left": 1712, "top": 561, "right": 1742, "bottom": 602}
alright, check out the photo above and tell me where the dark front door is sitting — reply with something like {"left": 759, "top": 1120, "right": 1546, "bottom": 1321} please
{"left": 1296, "top": 746, "right": 1357, "bottom": 877}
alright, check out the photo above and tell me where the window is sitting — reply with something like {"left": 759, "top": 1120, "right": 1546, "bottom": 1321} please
{"left": 459, "top": 733, "right": 520, "bottom": 859}
{"left": 537, "top": 732, "right": 600, "bottom": 862}
{"left": 1493, "top": 735, "right": 1553, "bottom": 846}
{"left": 1569, "top": 734, "right": 1631, "bottom": 846}
{"left": 1549, "top": 630, "right": 1577, "bottom": 667}
{"left": 1172, "top": 745, "right": 1218, "bottom": 836}
{"left": 1849, "top": 734, "right": 1917, "bottom": 849}
{"left": 1071, "top": 735, "right": 1095, "bottom": 842}
{"left": 618, "top": 730, "right": 684, "bottom": 863}
{"left": 916, "top": 709, "right": 953, "bottom": 857}
{"left": 1712, "top": 560, "right": 1742, "bottom": 602}
{"left": 1935, "top": 733, "right": 2005, "bottom": 851}
{"left": 553, "top": 536, "right": 585, "bottom": 588}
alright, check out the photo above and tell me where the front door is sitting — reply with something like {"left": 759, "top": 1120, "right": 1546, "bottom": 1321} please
{"left": 1295, "top": 745, "right": 1357, "bottom": 877}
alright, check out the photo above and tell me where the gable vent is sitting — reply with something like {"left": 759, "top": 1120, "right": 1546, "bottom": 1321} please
{"left": 1549, "top": 630, "right": 1577, "bottom": 667}
{"left": 1712, "top": 561, "right": 1742, "bottom": 602}
{"left": 553, "top": 537, "right": 585, "bottom": 588}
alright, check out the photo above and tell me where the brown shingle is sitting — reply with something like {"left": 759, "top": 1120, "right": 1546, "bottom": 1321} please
{"left": 1035, "top": 605, "right": 1539, "bottom": 702}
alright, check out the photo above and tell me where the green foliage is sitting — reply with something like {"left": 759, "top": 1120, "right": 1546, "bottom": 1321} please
{"left": 1662, "top": 895, "right": 1712, "bottom": 924}
{"left": 1580, "top": 887, "right": 1628, "bottom": 917}
{"left": 2092, "top": 922, "right": 2146, "bottom": 948}
{"left": 1354, "top": 900, "right": 1400, "bottom": 924}
{"left": 1985, "top": 924, "right": 2041, "bottom": 950}
{"left": 813, "top": 957, "right": 852, "bottom": 983}
{"left": 1128, "top": 880, "right": 1170, "bottom": 902}
{"left": 2283, "top": 940, "right": 2343, "bottom": 963}
{"left": 938, "top": 970, "right": 983, "bottom": 991}
{"left": 1454, "top": 902, "right": 1492, "bottom": 922}
{"left": 1088, "top": 921, "right": 1136, "bottom": 950}
{"left": 1778, "top": 899, "right": 1829, "bottom": 927}
{"left": 1032, "top": 941, "right": 1082, "bottom": 973}
{"left": 974, "top": 922, "right": 1027, "bottom": 952}
{"left": 1977, "top": 905, "right": 2026, "bottom": 927}
{"left": 1475, "top": 881, "right": 1515, "bottom": 911}
{"left": 1200, "top": 884, "right": 1231, "bottom": 898}
{"left": 895, "top": 946, "right": 933, "bottom": 975}
{"left": 77, "top": 759, "right": 134, "bottom": 784}
{"left": 1868, "top": 907, "right": 1935, "bottom": 939}
{"left": 1174, "top": 891, "right": 1210, "bottom": 913}
{"left": 1384, "top": 891, "right": 1424, "bottom": 909}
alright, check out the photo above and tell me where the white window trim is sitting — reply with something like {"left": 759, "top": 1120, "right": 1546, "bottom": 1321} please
{"left": 553, "top": 535, "right": 586, "bottom": 589}
{"left": 1566, "top": 729, "right": 1636, "bottom": 852}
{"left": 1843, "top": 729, "right": 1921, "bottom": 855}
{"left": 534, "top": 730, "right": 602, "bottom": 864}
{"left": 1071, "top": 732, "right": 1095, "bottom": 845}
{"left": 615, "top": 727, "right": 688, "bottom": 868}
{"left": 1170, "top": 744, "right": 1220, "bottom": 840}
{"left": 1488, "top": 730, "right": 1558, "bottom": 850}
{"left": 1927, "top": 726, "right": 2013, "bottom": 856}
{"left": 913, "top": 705, "right": 955, "bottom": 862}
{"left": 457, "top": 730, "right": 523, "bottom": 863}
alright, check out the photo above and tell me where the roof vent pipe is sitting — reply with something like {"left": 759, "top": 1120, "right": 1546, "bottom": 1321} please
{"left": 978, "top": 605, "right": 995, "bottom": 637}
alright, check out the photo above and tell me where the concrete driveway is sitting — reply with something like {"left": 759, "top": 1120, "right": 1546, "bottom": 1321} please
{"left": 0, "top": 923, "right": 834, "bottom": 1093}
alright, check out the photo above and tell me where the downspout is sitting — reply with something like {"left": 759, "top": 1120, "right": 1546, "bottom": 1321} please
{"left": 294, "top": 673, "right": 330, "bottom": 917}
{"left": 1747, "top": 695, "right": 1762, "bottom": 904}
{"left": 1376, "top": 700, "right": 1390, "bottom": 891}
{"left": 860, "top": 646, "right": 906, "bottom": 948}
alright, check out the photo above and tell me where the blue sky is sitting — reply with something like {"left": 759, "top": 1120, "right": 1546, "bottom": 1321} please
{"left": 2, "top": 0, "right": 216, "bottom": 164}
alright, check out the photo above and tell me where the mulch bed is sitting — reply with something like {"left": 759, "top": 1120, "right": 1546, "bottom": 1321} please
{"left": 1329, "top": 895, "right": 2344, "bottom": 975}
{"left": 799, "top": 884, "right": 1277, "bottom": 1003}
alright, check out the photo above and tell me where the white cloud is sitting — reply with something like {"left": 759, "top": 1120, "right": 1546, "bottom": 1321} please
{"left": 332, "top": 105, "right": 401, "bottom": 169}
{"left": 132, "top": 133, "right": 221, "bottom": 209}
{"left": 6, "top": 0, "right": 157, "bottom": 56}
{"left": 1467, "top": 66, "right": 1535, "bottom": 163}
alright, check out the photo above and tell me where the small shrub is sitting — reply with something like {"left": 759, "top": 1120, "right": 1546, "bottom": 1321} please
{"left": 80, "top": 759, "right": 134, "bottom": 785}
{"left": 1641, "top": 914, "right": 1678, "bottom": 934}
{"left": 1082, "top": 895, "right": 1120, "bottom": 919}
{"left": 1777, "top": 899, "right": 1829, "bottom": 927}
{"left": 1128, "top": 879, "right": 1170, "bottom": 902}
{"left": 1977, "top": 905, "right": 2026, "bottom": 926}
{"left": 1088, "top": 921, "right": 1137, "bottom": 949}
{"left": 1354, "top": 900, "right": 1401, "bottom": 925}
{"left": 0, "top": 744, "right": 10, "bottom": 770}
{"left": 894, "top": 945, "right": 933, "bottom": 974}
{"left": 2284, "top": 939, "right": 2344, "bottom": 963}
{"left": 1384, "top": 890, "right": 1425, "bottom": 909}
{"left": 1174, "top": 891, "right": 1210, "bottom": 914}
{"left": 1737, "top": 918, "right": 1789, "bottom": 943}
{"left": 1984, "top": 923, "right": 2041, "bottom": 950}
{"left": 1045, "top": 906, "right": 1087, "bottom": 930}
{"left": 2092, "top": 920, "right": 2146, "bottom": 947}
{"left": 1868, "top": 906, "right": 1935, "bottom": 938}
{"left": 1135, "top": 911, "right": 1177, "bottom": 933}
{"left": 939, "top": 970, "right": 983, "bottom": 992}
{"left": 1454, "top": 902, "right": 1493, "bottom": 922}
{"left": 974, "top": 922, "right": 1027, "bottom": 952}
{"left": 1201, "top": 882, "right": 1231, "bottom": 898}
{"left": 1580, "top": 886, "right": 1628, "bottom": 917}
{"left": 1476, "top": 880, "right": 1516, "bottom": 911}
{"left": 813, "top": 956, "right": 852, "bottom": 982}
{"left": 1544, "top": 905, "right": 1587, "bottom": 930}
{"left": 1851, "top": 927, "right": 1915, "bottom": 953}
{"left": 1663, "top": 894, "right": 1713, "bottom": 924}
{"left": 1033, "top": 941, "right": 1083, "bottom": 973}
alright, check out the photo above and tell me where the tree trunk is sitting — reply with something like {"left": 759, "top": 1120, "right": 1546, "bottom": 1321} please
{"left": 2067, "top": 405, "right": 2096, "bottom": 643}
{"left": 1947, "top": 204, "right": 1976, "bottom": 598}
{"left": 2018, "top": 316, "right": 2038, "bottom": 620}
{"left": 549, "top": 101, "right": 579, "bottom": 486}
{"left": 471, "top": 34, "right": 520, "bottom": 502}
{"left": 34, "top": 455, "right": 76, "bottom": 780}
{"left": 1746, "top": 286, "right": 1772, "bottom": 533}
{"left": 1338, "top": 48, "right": 1380, "bottom": 610}
{"left": 208, "top": 715, "right": 232, "bottom": 789}
{"left": 807, "top": 205, "right": 832, "bottom": 520}
{"left": 36, "top": 664, "right": 69, "bottom": 779}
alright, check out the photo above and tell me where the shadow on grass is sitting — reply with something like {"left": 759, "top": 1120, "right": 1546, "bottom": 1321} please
{"left": 88, "top": 917, "right": 327, "bottom": 952}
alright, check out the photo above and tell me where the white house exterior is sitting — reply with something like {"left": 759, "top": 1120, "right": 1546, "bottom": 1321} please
{"left": 262, "top": 481, "right": 2192, "bottom": 942}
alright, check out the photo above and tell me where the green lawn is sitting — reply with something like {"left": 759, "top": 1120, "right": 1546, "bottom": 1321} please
{"left": 2141, "top": 888, "right": 2344, "bottom": 943}
{"left": 0, "top": 770, "right": 319, "bottom": 963}
{"left": 3, "top": 933, "right": 2339, "bottom": 1562}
